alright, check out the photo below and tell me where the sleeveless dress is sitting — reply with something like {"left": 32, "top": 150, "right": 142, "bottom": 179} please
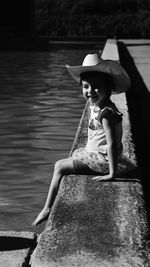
{"left": 72, "top": 102, "right": 127, "bottom": 174}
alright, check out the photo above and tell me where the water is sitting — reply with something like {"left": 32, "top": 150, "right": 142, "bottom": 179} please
{"left": 0, "top": 47, "right": 102, "bottom": 232}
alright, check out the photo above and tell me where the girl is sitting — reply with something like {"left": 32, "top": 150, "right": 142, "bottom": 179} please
{"left": 32, "top": 53, "right": 130, "bottom": 226}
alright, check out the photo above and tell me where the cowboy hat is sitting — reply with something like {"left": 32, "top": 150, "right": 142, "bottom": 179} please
{"left": 66, "top": 53, "right": 131, "bottom": 94}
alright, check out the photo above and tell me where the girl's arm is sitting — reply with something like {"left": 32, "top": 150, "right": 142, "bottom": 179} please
{"left": 103, "top": 117, "right": 118, "bottom": 179}
{"left": 93, "top": 117, "right": 118, "bottom": 181}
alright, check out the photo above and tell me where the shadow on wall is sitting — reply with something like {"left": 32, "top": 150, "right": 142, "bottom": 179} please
{"left": 118, "top": 41, "right": 150, "bottom": 224}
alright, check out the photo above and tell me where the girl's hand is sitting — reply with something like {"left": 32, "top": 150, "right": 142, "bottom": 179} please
{"left": 92, "top": 174, "right": 115, "bottom": 181}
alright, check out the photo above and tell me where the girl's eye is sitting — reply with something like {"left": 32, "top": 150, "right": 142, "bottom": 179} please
{"left": 83, "top": 85, "right": 89, "bottom": 89}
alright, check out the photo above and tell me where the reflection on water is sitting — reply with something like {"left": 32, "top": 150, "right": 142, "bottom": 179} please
{"left": 0, "top": 47, "right": 101, "bottom": 232}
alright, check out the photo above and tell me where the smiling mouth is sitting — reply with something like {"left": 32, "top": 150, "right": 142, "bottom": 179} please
{"left": 88, "top": 95, "right": 98, "bottom": 101}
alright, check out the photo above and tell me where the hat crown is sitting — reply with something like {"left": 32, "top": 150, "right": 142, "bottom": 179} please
{"left": 82, "top": 53, "right": 102, "bottom": 67}
{"left": 66, "top": 53, "right": 131, "bottom": 94}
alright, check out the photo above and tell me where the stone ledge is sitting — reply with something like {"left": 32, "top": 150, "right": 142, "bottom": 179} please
{"left": 30, "top": 39, "right": 150, "bottom": 267}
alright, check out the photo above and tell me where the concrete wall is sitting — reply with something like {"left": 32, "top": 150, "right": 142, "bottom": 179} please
{"left": 30, "top": 39, "right": 150, "bottom": 267}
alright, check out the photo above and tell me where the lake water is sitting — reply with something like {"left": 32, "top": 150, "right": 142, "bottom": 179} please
{"left": 0, "top": 46, "right": 102, "bottom": 232}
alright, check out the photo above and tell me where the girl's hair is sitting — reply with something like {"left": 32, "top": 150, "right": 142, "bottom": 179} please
{"left": 80, "top": 71, "right": 113, "bottom": 94}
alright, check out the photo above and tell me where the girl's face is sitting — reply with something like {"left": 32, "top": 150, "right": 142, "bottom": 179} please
{"left": 81, "top": 73, "right": 110, "bottom": 107}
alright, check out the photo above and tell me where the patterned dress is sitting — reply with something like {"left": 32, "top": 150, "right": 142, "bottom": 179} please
{"left": 72, "top": 102, "right": 125, "bottom": 174}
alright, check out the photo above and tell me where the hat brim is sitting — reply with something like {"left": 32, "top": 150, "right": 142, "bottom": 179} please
{"left": 66, "top": 59, "right": 131, "bottom": 94}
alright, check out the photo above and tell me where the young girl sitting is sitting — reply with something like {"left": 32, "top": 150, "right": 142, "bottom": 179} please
{"left": 32, "top": 53, "right": 131, "bottom": 226}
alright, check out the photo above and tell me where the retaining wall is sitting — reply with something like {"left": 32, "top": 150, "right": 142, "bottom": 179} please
{"left": 30, "top": 39, "right": 150, "bottom": 267}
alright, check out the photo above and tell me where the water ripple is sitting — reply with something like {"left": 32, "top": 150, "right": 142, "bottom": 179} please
{"left": 0, "top": 47, "right": 102, "bottom": 231}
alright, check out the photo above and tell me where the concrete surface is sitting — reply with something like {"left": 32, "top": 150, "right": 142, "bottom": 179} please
{"left": 102, "top": 39, "right": 119, "bottom": 62}
{"left": 119, "top": 39, "right": 150, "bottom": 46}
{"left": 118, "top": 40, "right": 150, "bottom": 236}
{"left": 0, "top": 231, "right": 37, "bottom": 267}
{"left": 31, "top": 180, "right": 149, "bottom": 267}
{"left": 124, "top": 42, "right": 150, "bottom": 92}
{"left": 30, "top": 39, "right": 150, "bottom": 267}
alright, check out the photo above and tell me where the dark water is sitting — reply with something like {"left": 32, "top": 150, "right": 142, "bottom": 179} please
{"left": 0, "top": 47, "right": 101, "bottom": 232}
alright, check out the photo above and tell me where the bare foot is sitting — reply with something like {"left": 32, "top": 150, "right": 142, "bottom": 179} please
{"left": 32, "top": 208, "right": 50, "bottom": 227}
{"left": 92, "top": 175, "right": 114, "bottom": 181}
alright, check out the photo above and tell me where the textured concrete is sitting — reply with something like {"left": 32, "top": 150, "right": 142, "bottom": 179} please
{"left": 0, "top": 231, "right": 36, "bottom": 267}
{"left": 30, "top": 39, "right": 150, "bottom": 267}
{"left": 123, "top": 41, "right": 150, "bottom": 92}
{"left": 118, "top": 40, "right": 150, "bottom": 238}
{"left": 31, "top": 180, "right": 149, "bottom": 267}
{"left": 102, "top": 38, "right": 119, "bottom": 62}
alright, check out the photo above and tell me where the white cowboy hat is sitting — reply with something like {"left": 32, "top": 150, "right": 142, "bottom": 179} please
{"left": 66, "top": 53, "right": 131, "bottom": 94}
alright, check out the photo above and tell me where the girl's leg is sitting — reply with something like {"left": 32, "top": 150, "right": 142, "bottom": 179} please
{"left": 32, "top": 157, "right": 76, "bottom": 226}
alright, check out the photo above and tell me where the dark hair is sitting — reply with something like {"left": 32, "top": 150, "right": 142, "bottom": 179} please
{"left": 80, "top": 71, "right": 113, "bottom": 91}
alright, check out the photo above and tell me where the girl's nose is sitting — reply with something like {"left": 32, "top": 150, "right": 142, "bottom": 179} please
{"left": 87, "top": 86, "right": 93, "bottom": 94}
{"left": 88, "top": 87, "right": 97, "bottom": 95}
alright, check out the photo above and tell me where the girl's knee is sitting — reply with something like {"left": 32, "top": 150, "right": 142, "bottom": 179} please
{"left": 54, "top": 159, "right": 66, "bottom": 175}
{"left": 54, "top": 158, "right": 74, "bottom": 175}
